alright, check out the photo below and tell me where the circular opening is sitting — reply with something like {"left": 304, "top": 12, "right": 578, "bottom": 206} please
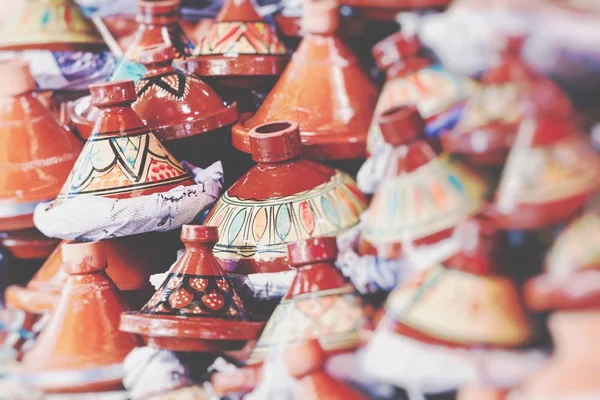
{"left": 380, "top": 106, "right": 412, "bottom": 119}
{"left": 254, "top": 122, "right": 292, "bottom": 135}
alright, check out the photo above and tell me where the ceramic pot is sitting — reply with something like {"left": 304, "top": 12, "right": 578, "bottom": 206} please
{"left": 12, "top": 241, "right": 140, "bottom": 393}
{"left": 0, "top": 0, "right": 105, "bottom": 51}
{"left": 339, "top": 0, "right": 451, "bottom": 20}
{"left": 231, "top": 0, "right": 379, "bottom": 167}
{"left": 203, "top": 121, "right": 367, "bottom": 275}
{"left": 0, "top": 58, "right": 82, "bottom": 232}
{"left": 458, "top": 387, "right": 508, "bottom": 400}
{"left": 247, "top": 236, "right": 365, "bottom": 365}
{"left": 120, "top": 225, "right": 264, "bottom": 352}
{"left": 359, "top": 107, "right": 485, "bottom": 259}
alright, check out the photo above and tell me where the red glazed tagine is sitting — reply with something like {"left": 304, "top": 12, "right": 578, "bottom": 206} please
{"left": 9, "top": 241, "right": 140, "bottom": 393}
{"left": 231, "top": 0, "right": 379, "bottom": 166}
{"left": 203, "top": 121, "right": 367, "bottom": 275}
{"left": 0, "top": 0, "right": 105, "bottom": 51}
{"left": 442, "top": 37, "right": 572, "bottom": 167}
{"left": 359, "top": 107, "right": 485, "bottom": 260}
{"left": 339, "top": 0, "right": 451, "bottom": 21}
{"left": 120, "top": 225, "right": 264, "bottom": 352}
{"left": 132, "top": 44, "right": 239, "bottom": 168}
{"left": 180, "top": 0, "right": 288, "bottom": 90}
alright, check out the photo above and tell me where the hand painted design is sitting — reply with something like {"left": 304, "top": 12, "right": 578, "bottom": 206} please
{"left": 362, "top": 156, "right": 482, "bottom": 244}
{"left": 204, "top": 172, "right": 367, "bottom": 260}
{"left": 142, "top": 273, "right": 248, "bottom": 319}
{"left": 248, "top": 286, "right": 364, "bottom": 364}
{"left": 135, "top": 70, "right": 194, "bottom": 101}
{"left": 195, "top": 22, "right": 286, "bottom": 56}
{"left": 457, "top": 83, "right": 522, "bottom": 131}
{"left": 58, "top": 131, "right": 190, "bottom": 199}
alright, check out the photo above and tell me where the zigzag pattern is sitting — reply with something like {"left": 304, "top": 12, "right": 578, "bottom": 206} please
{"left": 197, "top": 22, "right": 286, "bottom": 55}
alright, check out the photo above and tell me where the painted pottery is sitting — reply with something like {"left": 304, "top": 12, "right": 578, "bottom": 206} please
{"left": 132, "top": 44, "right": 239, "bottom": 168}
{"left": 442, "top": 37, "right": 572, "bottom": 166}
{"left": 0, "top": 0, "right": 105, "bottom": 51}
{"left": 367, "top": 31, "right": 474, "bottom": 154}
{"left": 231, "top": 0, "right": 379, "bottom": 163}
{"left": 12, "top": 241, "right": 140, "bottom": 393}
{"left": 180, "top": 0, "right": 288, "bottom": 90}
{"left": 247, "top": 237, "right": 365, "bottom": 364}
{"left": 283, "top": 339, "right": 367, "bottom": 400}
{"left": 0, "top": 59, "right": 82, "bottom": 232}
{"left": 382, "top": 219, "right": 532, "bottom": 348}
{"left": 339, "top": 0, "right": 451, "bottom": 20}
{"left": 203, "top": 121, "right": 367, "bottom": 275}
{"left": 359, "top": 107, "right": 484, "bottom": 259}
{"left": 120, "top": 225, "right": 264, "bottom": 352}
{"left": 59, "top": 80, "right": 195, "bottom": 200}
{"left": 484, "top": 114, "right": 600, "bottom": 230}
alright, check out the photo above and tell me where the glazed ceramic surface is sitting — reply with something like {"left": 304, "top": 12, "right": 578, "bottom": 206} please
{"left": 120, "top": 225, "right": 264, "bottom": 352}
{"left": 247, "top": 237, "right": 365, "bottom": 364}
{"left": 204, "top": 121, "right": 367, "bottom": 274}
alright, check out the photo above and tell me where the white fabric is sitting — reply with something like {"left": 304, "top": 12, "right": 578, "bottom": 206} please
{"left": 356, "top": 144, "right": 393, "bottom": 195}
{"left": 245, "top": 351, "right": 298, "bottom": 400}
{"left": 33, "top": 162, "right": 223, "bottom": 242}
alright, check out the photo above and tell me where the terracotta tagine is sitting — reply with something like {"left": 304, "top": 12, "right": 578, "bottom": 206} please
{"left": 203, "top": 120, "right": 367, "bottom": 275}
{"left": 442, "top": 37, "right": 572, "bottom": 167}
{"left": 180, "top": 0, "right": 288, "bottom": 90}
{"left": 132, "top": 44, "right": 239, "bottom": 169}
{"left": 247, "top": 236, "right": 365, "bottom": 365}
{"left": 367, "top": 30, "right": 474, "bottom": 154}
{"left": 359, "top": 107, "right": 485, "bottom": 260}
{"left": 339, "top": 0, "right": 451, "bottom": 21}
{"left": 283, "top": 339, "right": 367, "bottom": 400}
{"left": 120, "top": 225, "right": 264, "bottom": 352}
{"left": 231, "top": 0, "right": 379, "bottom": 171}
{"left": 0, "top": 0, "right": 105, "bottom": 51}
{"left": 10, "top": 241, "right": 140, "bottom": 393}
{"left": 484, "top": 112, "right": 600, "bottom": 230}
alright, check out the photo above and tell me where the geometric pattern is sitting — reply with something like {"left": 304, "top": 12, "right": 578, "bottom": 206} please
{"left": 204, "top": 171, "right": 367, "bottom": 260}
{"left": 135, "top": 69, "right": 195, "bottom": 101}
{"left": 247, "top": 286, "right": 365, "bottom": 364}
{"left": 195, "top": 22, "right": 286, "bottom": 56}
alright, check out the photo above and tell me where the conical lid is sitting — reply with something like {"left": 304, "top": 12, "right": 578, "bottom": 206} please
{"left": 360, "top": 107, "right": 484, "bottom": 259}
{"left": 442, "top": 37, "right": 572, "bottom": 166}
{"left": 231, "top": 0, "right": 379, "bottom": 160}
{"left": 0, "top": 0, "right": 105, "bottom": 51}
{"left": 247, "top": 237, "right": 365, "bottom": 365}
{"left": 184, "top": 0, "right": 288, "bottom": 88}
{"left": 383, "top": 219, "right": 532, "bottom": 348}
{"left": 13, "top": 241, "right": 140, "bottom": 393}
{"left": 0, "top": 59, "right": 82, "bottom": 231}
{"left": 132, "top": 44, "right": 239, "bottom": 142}
{"left": 120, "top": 225, "right": 264, "bottom": 352}
{"left": 58, "top": 80, "right": 195, "bottom": 200}
{"left": 485, "top": 113, "right": 600, "bottom": 230}
{"left": 203, "top": 121, "right": 367, "bottom": 275}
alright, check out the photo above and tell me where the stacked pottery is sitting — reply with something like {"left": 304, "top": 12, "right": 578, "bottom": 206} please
{"left": 359, "top": 106, "right": 485, "bottom": 260}
{"left": 231, "top": 0, "right": 379, "bottom": 174}
{"left": 8, "top": 241, "right": 140, "bottom": 393}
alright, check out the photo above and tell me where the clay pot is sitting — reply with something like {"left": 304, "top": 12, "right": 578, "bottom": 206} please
{"left": 132, "top": 44, "right": 239, "bottom": 170}
{"left": 382, "top": 218, "right": 532, "bottom": 348}
{"left": 0, "top": 58, "right": 82, "bottom": 232}
{"left": 12, "top": 241, "right": 140, "bottom": 393}
{"left": 180, "top": 0, "right": 288, "bottom": 90}
{"left": 120, "top": 225, "right": 264, "bottom": 352}
{"left": 0, "top": 0, "right": 105, "bottom": 51}
{"left": 247, "top": 236, "right": 365, "bottom": 365}
{"left": 203, "top": 121, "right": 367, "bottom": 275}
{"left": 231, "top": 0, "right": 379, "bottom": 168}
{"left": 339, "top": 0, "right": 451, "bottom": 20}
{"left": 367, "top": 31, "right": 474, "bottom": 154}
{"left": 359, "top": 107, "right": 485, "bottom": 259}
{"left": 59, "top": 80, "right": 195, "bottom": 200}
{"left": 442, "top": 37, "right": 572, "bottom": 167}
{"left": 458, "top": 387, "right": 508, "bottom": 400}
{"left": 0, "top": 229, "right": 60, "bottom": 261}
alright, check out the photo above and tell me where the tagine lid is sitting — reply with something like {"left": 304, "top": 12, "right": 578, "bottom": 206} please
{"left": 0, "top": 0, "right": 105, "bottom": 51}
{"left": 247, "top": 237, "right": 365, "bottom": 364}
{"left": 132, "top": 44, "right": 239, "bottom": 142}
{"left": 384, "top": 219, "right": 533, "bottom": 348}
{"left": 203, "top": 121, "right": 367, "bottom": 275}
{"left": 371, "top": 30, "right": 422, "bottom": 73}
{"left": 12, "top": 241, "right": 139, "bottom": 393}
{"left": 58, "top": 80, "right": 194, "bottom": 201}
{"left": 0, "top": 58, "right": 82, "bottom": 231}
{"left": 231, "top": 0, "right": 378, "bottom": 160}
